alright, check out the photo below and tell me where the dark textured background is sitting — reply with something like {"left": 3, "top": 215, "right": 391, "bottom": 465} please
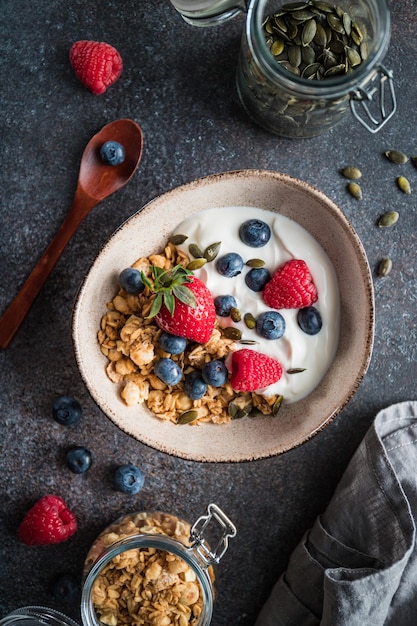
{"left": 1, "top": 1, "right": 417, "bottom": 624}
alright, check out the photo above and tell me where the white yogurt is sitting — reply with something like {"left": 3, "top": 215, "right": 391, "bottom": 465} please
{"left": 173, "top": 206, "right": 340, "bottom": 404}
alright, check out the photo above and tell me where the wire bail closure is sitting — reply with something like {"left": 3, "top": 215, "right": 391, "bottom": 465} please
{"left": 190, "top": 503, "right": 237, "bottom": 566}
{"left": 349, "top": 65, "right": 396, "bottom": 133}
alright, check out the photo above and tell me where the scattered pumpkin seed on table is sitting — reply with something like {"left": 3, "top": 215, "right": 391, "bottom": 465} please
{"left": 340, "top": 166, "right": 362, "bottom": 180}
{"left": 384, "top": 150, "right": 408, "bottom": 164}
{"left": 397, "top": 176, "right": 411, "bottom": 194}
{"left": 378, "top": 211, "right": 399, "bottom": 228}
{"left": 347, "top": 181, "right": 363, "bottom": 200}
{"left": 378, "top": 257, "right": 393, "bottom": 277}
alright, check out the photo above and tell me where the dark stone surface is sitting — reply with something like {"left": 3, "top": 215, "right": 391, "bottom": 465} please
{"left": 1, "top": 1, "right": 417, "bottom": 624}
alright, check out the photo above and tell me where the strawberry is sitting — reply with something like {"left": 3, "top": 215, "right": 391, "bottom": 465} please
{"left": 17, "top": 495, "right": 77, "bottom": 546}
{"left": 143, "top": 265, "right": 216, "bottom": 344}
{"left": 263, "top": 259, "right": 318, "bottom": 310}
{"left": 229, "top": 349, "right": 283, "bottom": 392}
{"left": 69, "top": 40, "right": 123, "bottom": 95}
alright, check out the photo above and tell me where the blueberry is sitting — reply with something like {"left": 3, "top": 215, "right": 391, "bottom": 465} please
{"left": 51, "top": 573, "right": 80, "bottom": 602}
{"left": 119, "top": 267, "right": 145, "bottom": 295}
{"left": 52, "top": 396, "right": 82, "bottom": 426}
{"left": 114, "top": 464, "right": 145, "bottom": 494}
{"left": 100, "top": 141, "right": 125, "bottom": 166}
{"left": 158, "top": 332, "right": 187, "bottom": 355}
{"left": 202, "top": 360, "right": 228, "bottom": 387}
{"left": 184, "top": 370, "right": 208, "bottom": 400}
{"left": 297, "top": 306, "right": 323, "bottom": 335}
{"left": 66, "top": 446, "right": 93, "bottom": 474}
{"left": 256, "top": 311, "right": 286, "bottom": 340}
{"left": 239, "top": 219, "right": 271, "bottom": 248}
{"left": 245, "top": 267, "right": 271, "bottom": 292}
{"left": 216, "top": 253, "right": 244, "bottom": 277}
{"left": 214, "top": 294, "right": 238, "bottom": 317}
{"left": 154, "top": 358, "right": 182, "bottom": 385}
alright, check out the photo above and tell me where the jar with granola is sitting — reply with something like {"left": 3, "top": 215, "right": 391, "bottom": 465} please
{"left": 236, "top": 0, "right": 396, "bottom": 137}
{"left": 80, "top": 504, "right": 236, "bottom": 626}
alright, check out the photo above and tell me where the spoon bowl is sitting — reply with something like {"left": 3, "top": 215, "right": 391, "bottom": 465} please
{"left": 0, "top": 118, "right": 144, "bottom": 349}
{"left": 78, "top": 118, "right": 144, "bottom": 204}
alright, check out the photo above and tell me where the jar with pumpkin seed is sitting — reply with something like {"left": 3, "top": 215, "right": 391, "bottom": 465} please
{"left": 236, "top": 0, "right": 395, "bottom": 137}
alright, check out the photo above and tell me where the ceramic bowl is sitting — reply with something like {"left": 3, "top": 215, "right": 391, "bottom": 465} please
{"left": 72, "top": 170, "right": 374, "bottom": 462}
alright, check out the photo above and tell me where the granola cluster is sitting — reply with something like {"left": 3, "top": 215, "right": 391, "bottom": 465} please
{"left": 85, "top": 512, "right": 212, "bottom": 626}
{"left": 97, "top": 241, "right": 278, "bottom": 424}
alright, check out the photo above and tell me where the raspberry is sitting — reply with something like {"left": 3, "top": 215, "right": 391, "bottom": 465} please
{"left": 17, "top": 495, "right": 77, "bottom": 546}
{"left": 229, "top": 349, "right": 283, "bottom": 392}
{"left": 263, "top": 259, "right": 318, "bottom": 310}
{"left": 69, "top": 40, "right": 123, "bottom": 95}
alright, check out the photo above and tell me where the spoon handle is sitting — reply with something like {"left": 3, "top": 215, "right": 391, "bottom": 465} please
{"left": 0, "top": 189, "right": 97, "bottom": 349}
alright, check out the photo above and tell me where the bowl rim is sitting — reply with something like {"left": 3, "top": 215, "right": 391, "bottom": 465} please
{"left": 72, "top": 169, "right": 375, "bottom": 462}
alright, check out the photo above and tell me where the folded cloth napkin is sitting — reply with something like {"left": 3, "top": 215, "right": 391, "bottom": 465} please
{"left": 256, "top": 401, "right": 417, "bottom": 626}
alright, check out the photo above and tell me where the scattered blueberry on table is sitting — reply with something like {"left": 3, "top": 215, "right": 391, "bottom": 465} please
{"left": 52, "top": 396, "right": 82, "bottom": 426}
{"left": 66, "top": 446, "right": 93, "bottom": 474}
{"left": 114, "top": 464, "right": 145, "bottom": 495}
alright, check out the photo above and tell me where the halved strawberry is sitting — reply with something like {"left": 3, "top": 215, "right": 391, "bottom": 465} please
{"left": 143, "top": 265, "right": 216, "bottom": 344}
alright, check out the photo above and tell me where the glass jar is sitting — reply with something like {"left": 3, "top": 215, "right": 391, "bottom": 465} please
{"left": 0, "top": 607, "right": 79, "bottom": 626}
{"left": 81, "top": 504, "right": 236, "bottom": 626}
{"left": 169, "top": 0, "right": 247, "bottom": 27}
{"left": 236, "top": 0, "right": 396, "bottom": 137}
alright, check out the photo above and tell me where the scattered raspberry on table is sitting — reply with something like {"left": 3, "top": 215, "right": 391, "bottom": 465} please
{"left": 69, "top": 40, "right": 123, "bottom": 95}
{"left": 17, "top": 494, "right": 77, "bottom": 546}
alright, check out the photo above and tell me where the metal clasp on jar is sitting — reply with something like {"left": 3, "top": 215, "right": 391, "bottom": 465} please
{"left": 190, "top": 503, "right": 237, "bottom": 566}
{"left": 349, "top": 65, "right": 396, "bottom": 133}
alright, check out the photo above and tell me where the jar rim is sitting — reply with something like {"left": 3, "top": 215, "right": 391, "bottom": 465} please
{"left": 80, "top": 533, "right": 213, "bottom": 626}
{"left": 246, "top": 0, "right": 391, "bottom": 97}
{"left": 0, "top": 607, "right": 79, "bottom": 626}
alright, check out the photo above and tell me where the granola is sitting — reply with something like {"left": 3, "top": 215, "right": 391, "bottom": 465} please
{"left": 85, "top": 512, "right": 212, "bottom": 626}
{"left": 97, "top": 241, "right": 279, "bottom": 424}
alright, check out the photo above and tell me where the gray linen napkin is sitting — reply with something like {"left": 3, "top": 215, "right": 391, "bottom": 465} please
{"left": 256, "top": 401, "right": 417, "bottom": 626}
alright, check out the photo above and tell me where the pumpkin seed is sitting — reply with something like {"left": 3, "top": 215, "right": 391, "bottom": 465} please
{"left": 228, "top": 400, "right": 253, "bottom": 419}
{"left": 302, "top": 19, "right": 317, "bottom": 46}
{"left": 246, "top": 258, "right": 266, "bottom": 268}
{"left": 327, "top": 13, "right": 344, "bottom": 33}
{"left": 287, "top": 367, "right": 306, "bottom": 374}
{"left": 272, "top": 395, "right": 284, "bottom": 415}
{"left": 244, "top": 312, "right": 256, "bottom": 329}
{"left": 397, "top": 176, "right": 411, "bottom": 194}
{"left": 189, "top": 243, "right": 203, "bottom": 258}
{"left": 378, "top": 257, "right": 392, "bottom": 277}
{"left": 271, "top": 39, "right": 285, "bottom": 56}
{"left": 378, "top": 211, "right": 399, "bottom": 228}
{"left": 347, "top": 181, "right": 363, "bottom": 200}
{"left": 411, "top": 156, "right": 417, "bottom": 169}
{"left": 340, "top": 166, "right": 362, "bottom": 180}
{"left": 203, "top": 241, "right": 221, "bottom": 262}
{"left": 187, "top": 258, "right": 207, "bottom": 270}
{"left": 177, "top": 410, "right": 199, "bottom": 425}
{"left": 223, "top": 326, "right": 242, "bottom": 340}
{"left": 230, "top": 307, "right": 242, "bottom": 322}
{"left": 288, "top": 44, "right": 302, "bottom": 67}
{"left": 384, "top": 150, "right": 408, "bottom": 164}
{"left": 238, "top": 339, "right": 259, "bottom": 345}
{"left": 169, "top": 234, "right": 188, "bottom": 245}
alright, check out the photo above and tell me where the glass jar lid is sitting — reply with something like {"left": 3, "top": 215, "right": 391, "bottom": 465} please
{"left": 0, "top": 607, "right": 79, "bottom": 626}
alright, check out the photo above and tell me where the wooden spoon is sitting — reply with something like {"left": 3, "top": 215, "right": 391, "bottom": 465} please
{"left": 0, "top": 118, "right": 144, "bottom": 348}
